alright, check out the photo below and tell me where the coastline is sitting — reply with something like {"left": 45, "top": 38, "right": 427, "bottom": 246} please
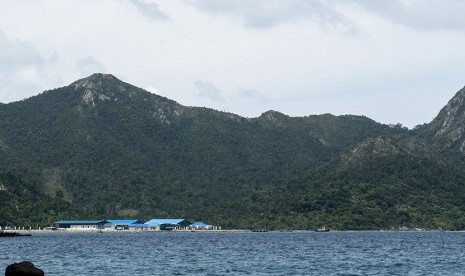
{"left": 5, "top": 228, "right": 462, "bottom": 235}
{"left": 4, "top": 229, "right": 252, "bottom": 234}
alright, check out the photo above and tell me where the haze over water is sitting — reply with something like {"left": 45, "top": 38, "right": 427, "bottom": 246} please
{"left": 2, "top": 231, "right": 464, "bottom": 275}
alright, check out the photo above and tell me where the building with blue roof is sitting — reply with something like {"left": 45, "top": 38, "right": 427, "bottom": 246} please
{"left": 105, "top": 219, "right": 146, "bottom": 231}
{"left": 107, "top": 219, "right": 144, "bottom": 225}
{"left": 53, "top": 218, "right": 216, "bottom": 231}
{"left": 145, "top": 219, "right": 191, "bottom": 231}
{"left": 53, "top": 220, "right": 108, "bottom": 231}
{"left": 191, "top": 221, "right": 213, "bottom": 230}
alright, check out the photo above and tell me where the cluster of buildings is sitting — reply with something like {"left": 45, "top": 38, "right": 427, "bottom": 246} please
{"left": 52, "top": 219, "right": 218, "bottom": 232}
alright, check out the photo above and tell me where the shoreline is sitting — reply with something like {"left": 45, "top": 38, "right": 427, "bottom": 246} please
{"left": 4, "top": 229, "right": 463, "bottom": 235}
{"left": 4, "top": 229, "right": 252, "bottom": 234}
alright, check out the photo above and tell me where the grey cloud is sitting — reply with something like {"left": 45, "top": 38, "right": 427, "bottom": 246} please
{"left": 129, "top": 0, "right": 169, "bottom": 21}
{"left": 237, "top": 88, "right": 266, "bottom": 101}
{"left": 0, "top": 31, "right": 44, "bottom": 68}
{"left": 0, "top": 30, "right": 46, "bottom": 103}
{"left": 188, "top": 0, "right": 354, "bottom": 29}
{"left": 77, "top": 56, "right": 107, "bottom": 77}
{"left": 193, "top": 80, "right": 225, "bottom": 101}
{"left": 352, "top": 0, "right": 465, "bottom": 31}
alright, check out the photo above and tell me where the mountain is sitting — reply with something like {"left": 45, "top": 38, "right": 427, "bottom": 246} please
{"left": 418, "top": 86, "right": 465, "bottom": 153}
{"left": 1, "top": 73, "right": 464, "bottom": 230}
{"left": 276, "top": 87, "right": 465, "bottom": 230}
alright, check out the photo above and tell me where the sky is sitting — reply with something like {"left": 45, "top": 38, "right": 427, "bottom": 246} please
{"left": 1, "top": 0, "right": 465, "bottom": 128}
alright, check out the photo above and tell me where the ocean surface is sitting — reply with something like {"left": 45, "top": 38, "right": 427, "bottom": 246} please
{"left": 1, "top": 231, "right": 465, "bottom": 275}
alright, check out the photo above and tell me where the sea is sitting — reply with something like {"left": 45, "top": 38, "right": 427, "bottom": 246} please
{"left": 1, "top": 231, "right": 464, "bottom": 275}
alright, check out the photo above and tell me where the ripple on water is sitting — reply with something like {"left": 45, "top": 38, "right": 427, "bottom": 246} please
{"left": 1, "top": 231, "right": 465, "bottom": 275}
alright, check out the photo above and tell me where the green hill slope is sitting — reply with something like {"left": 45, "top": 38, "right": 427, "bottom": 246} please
{"left": 2, "top": 73, "right": 463, "bottom": 229}
{"left": 0, "top": 172, "right": 83, "bottom": 227}
{"left": 272, "top": 135, "right": 465, "bottom": 230}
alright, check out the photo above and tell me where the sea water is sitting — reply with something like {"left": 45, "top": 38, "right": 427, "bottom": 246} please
{"left": 1, "top": 231, "right": 464, "bottom": 275}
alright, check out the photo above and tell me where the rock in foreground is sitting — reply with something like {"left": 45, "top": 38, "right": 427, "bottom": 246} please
{"left": 5, "top": 261, "right": 44, "bottom": 276}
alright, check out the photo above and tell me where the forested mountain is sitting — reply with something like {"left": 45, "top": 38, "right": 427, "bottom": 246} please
{"left": 1, "top": 73, "right": 464, "bottom": 229}
{"left": 417, "top": 86, "right": 465, "bottom": 155}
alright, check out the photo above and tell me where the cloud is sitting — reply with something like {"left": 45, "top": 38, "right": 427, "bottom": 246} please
{"left": 1, "top": 0, "right": 463, "bottom": 127}
{"left": 77, "top": 56, "right": 107, "bottom": 77}
{"left": 193, "top": 80, "right": 225, "bottom": 101}
{"left": 237, "top": 88, "right": 266, "bottom": 101}
{"left": 187, "top": 0, "right": 354, "bottom": 30}
{"left": 0, "top": 30, "right": 48, "bottom": 102}
{"left": 187, "top": 0, "right": 465, "bottom": 32}
{"left": 352, "top": 0, "right": 465, "bottom": 31}
{"left": 0, "top": 31, "right": 44, "bottom": 68}
{"left": 128, "top": 0, "right": 169, "bottom": 21}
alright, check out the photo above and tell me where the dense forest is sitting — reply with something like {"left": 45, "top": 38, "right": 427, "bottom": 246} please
{"left": 1, "top": 73, "right": 465, "bottom": 230}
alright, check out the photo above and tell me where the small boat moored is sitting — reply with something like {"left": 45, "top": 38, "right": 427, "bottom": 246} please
{"left": 0, "top": 231, "right": 32, "bottom": 237}
{"left": 315, "top": 226, "right": 330, "bottom": 232}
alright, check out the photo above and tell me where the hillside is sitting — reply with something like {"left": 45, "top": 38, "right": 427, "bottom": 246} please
{"left": 1, "top": 73, "right": 464, "bottom": 230}
{"left": 272, "top": 135, "right": 465, "bottom": 230}
{"left": 417, "top": 86, "right": 465, "bottom": 156}
{"left": 0, "top": 172, "right": 84, "bottom": 226}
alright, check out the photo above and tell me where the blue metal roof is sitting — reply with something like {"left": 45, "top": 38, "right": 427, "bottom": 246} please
{"left": 191, "top": 221, "right": 207, "bottom": 226}
{"left": 54, "top": 220, "right": 108, "bottom": 225}
{"left": 145, "top": 219, "right": 191, "bottom": 226}
{"left": 106, "top": 219, "right": 145, "bottom": 226}
{"left": 131, "top": 224, "right": 148, "bottom": 228}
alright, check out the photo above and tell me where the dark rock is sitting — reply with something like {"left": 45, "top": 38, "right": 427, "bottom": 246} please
{"left": 5, "top": 261, "right": 44, "bottom": 276}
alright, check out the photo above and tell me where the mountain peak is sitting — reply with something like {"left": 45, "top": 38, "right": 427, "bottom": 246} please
{"left": 259, "top": 110, "right": 288, "bottom": 120}
{"left": 70, "top": 73, "right": 128, "bottom": 106}
{"left": 427, "top": 86, "right": 465, "bottom": 151}
{"left": 71, "top": 73, "right": 120, "bottom": 90}
{"left": 435, "top": 86, "right": 465, "bottom": 135}
{"left": 256, "top": 110, "right": 290, "bottom": 127}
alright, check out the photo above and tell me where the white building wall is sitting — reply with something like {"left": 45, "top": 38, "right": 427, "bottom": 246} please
{"left": 68, "top": 224, "right": 102, "bottom": 231}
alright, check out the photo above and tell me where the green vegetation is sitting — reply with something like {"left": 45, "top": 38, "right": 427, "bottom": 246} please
{"left": 0, "top": 172, "right": 85, "bottom": 227}
{"left": 1, "top": 73, "right": 465, "bottom": 230}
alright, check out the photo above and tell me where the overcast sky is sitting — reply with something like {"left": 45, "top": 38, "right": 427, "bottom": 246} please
{"left": 1, "top": 0, "right": 465, "bottom": 128}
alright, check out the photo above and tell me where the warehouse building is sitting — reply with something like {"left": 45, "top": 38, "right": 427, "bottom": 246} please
{"left": 53, "top": 220, "right": 108, "bottom": 231}
{"left": 190, "top": 221, "right": 213, "bottom": 230}
{"left": 105, "top": 219, "right": 146, "bottom": 231}
{"left": 145, "top": 219, "right": 191, "bottom": 231}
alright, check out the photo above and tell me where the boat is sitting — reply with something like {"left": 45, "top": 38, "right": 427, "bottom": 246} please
{"left": 0, "top": 231, "right": 32, "bottom": 237}
{"left": 44, "top": 226, "right": 57, "bottom": 231}
{"left": 315, "top": 226, "right": 330, "bottom": 232}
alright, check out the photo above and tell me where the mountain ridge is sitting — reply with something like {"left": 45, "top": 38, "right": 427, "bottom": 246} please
{"left": 1, "top": 74, "right": 464, "bottom": 229}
